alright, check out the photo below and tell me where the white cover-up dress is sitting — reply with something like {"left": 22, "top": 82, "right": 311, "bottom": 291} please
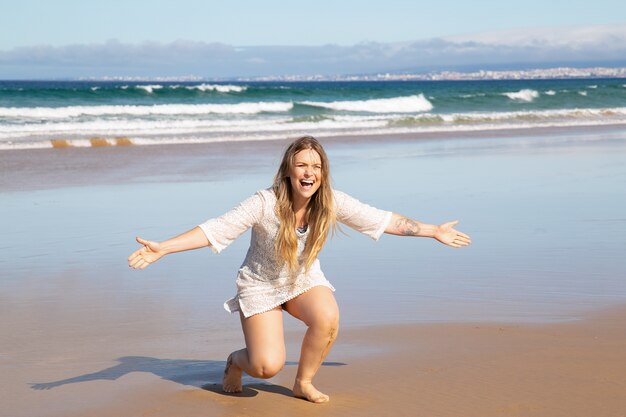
{"left": 198, "top": 188, "right": 392, "bottom": 317}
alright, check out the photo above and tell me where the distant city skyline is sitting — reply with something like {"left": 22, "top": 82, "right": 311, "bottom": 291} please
{"left": 79, "top": 67, "right": 626, "bottom": 82}
{"left": 1, "top": 1, "right": 625, "bottom": 79}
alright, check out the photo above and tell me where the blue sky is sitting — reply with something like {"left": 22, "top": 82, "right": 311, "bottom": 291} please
{"left": 2, "top": 0, "right": 625, "bottom": 48}
{"left": 1, "top": 1, "right": 625, "bottom": 78}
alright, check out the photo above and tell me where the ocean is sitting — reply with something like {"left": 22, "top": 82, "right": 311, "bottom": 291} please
{"left": 1, "top": 78, "right": 625, "bottom": 150}
{"left": 2, "top": 76, "right": 626, "bottom": 328}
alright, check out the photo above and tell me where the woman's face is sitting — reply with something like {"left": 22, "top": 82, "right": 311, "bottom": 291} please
{"left": 289, "top": 148, "right": 322, "bottom": 204}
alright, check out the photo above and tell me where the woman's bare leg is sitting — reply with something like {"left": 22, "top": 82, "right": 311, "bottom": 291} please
{"left": 223, "top": 307, "right": 286, "bottom": 392}
{"left": 284, "top": 286, "right": 339, "bottom": 403}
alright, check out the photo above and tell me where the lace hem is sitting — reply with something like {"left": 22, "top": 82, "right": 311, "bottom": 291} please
{"left": 224, "top": 281, "right": 335, "bottom": 318}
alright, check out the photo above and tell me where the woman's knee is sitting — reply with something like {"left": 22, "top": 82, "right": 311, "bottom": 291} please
{"left": 309, "top": 305, "right": 340, "bottom": 337}
{"left": 248, "top": 354, "right": 285, "bottom": 379}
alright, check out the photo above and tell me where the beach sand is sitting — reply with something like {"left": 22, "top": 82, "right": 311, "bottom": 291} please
{"left": 2, "top": 126, "right": 626, "bottom": 416}
{"left": 2, "top": 301, "right": 625, "bottom": 417}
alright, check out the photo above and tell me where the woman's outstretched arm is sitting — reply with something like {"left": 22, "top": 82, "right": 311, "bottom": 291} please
{"left": 384, "top": 213, "right": 471, "bottom": 248}
{"left": 128, "top": 226, "right": 210, "bottom": 269}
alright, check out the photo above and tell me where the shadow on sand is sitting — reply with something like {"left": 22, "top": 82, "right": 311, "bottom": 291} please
{"left": 30, "top": 356, "right": 346, "bottom": 397}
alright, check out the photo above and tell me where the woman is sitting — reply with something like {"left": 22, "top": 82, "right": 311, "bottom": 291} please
{"left": 128, "top": 136, "right": 471, "bottom": 403}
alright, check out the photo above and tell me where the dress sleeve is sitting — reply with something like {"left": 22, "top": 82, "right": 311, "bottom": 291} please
{"left": 333, "top": 190, "right": 393, "bottom": 241}
{"left": 198, "top": 191, "right": 264, "bottom": 254}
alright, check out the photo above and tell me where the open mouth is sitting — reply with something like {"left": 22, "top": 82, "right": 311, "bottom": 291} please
{"left": 300, "top": 179, "right": 315, "bottom": 190}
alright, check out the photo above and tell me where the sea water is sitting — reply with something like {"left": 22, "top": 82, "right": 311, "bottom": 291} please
{"left": 1, "top": 78, "right": 626, "bottom": 150}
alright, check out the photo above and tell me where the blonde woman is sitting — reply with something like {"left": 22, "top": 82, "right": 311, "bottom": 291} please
{"left": 128, "top": 136, "right": 471, "bottom": 403}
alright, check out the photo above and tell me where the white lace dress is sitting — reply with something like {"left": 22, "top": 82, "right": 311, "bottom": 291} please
{"left": 198, "top": 188, "right": 392, "bottom": 317}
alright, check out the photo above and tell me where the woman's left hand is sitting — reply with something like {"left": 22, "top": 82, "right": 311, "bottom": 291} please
{"left": 434, "top": 220, "right": 472, "bottom": 248}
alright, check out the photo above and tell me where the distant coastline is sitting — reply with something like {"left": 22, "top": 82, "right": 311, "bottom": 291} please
{"left": 75, "top": 66, "right": 626, "bottom": 82}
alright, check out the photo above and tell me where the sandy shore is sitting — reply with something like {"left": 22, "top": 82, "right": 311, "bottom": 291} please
{"left": 3, "top": 305, "right": 625, "bottom": 417}
{"left": 2, "top": 126, "right": 626, "bottom": 416}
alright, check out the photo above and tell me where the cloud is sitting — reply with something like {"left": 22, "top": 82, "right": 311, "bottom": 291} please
{"left": 1, "top": 25, "right": 626, "bottom": 79}
{"left": 443, "top": 24, "right": 626, "bottom": 48}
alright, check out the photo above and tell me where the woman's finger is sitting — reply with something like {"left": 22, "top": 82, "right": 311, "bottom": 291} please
{"left": 128, "top": 250, "right": 142, "bottom": 263}
{"left": 130, "top": 256, "right": 145, "bottom": 268}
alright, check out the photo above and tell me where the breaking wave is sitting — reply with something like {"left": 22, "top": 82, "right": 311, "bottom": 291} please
{"left": 503, "top": 89, "right": 540, "bottom": 102}
{"left": 3, "top": 107, "right": 626, "bottom": 150}
{"left": 300, "top": 94, "right": 433, "bottom": 113}
{"left": 0, "top": 102, "right": 294, "bottom": 118}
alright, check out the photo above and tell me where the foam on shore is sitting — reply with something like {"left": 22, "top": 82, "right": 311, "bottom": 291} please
{"left": 3, "top": 107, "right": 626, "bottom": 151}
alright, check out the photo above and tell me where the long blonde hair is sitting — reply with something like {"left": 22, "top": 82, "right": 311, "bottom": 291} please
{"left": 273, "top": 136, "right": 336, "bottom": 274}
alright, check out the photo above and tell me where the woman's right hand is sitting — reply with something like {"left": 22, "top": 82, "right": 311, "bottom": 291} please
{"left": 128, "top": 237, "right": 165, "bottom": 269}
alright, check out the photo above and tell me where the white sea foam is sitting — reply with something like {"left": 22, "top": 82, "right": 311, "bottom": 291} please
{"left": 300, "top": 94, "right": 433, "bottom": 113}
{"left": 0, "top": 140, "right": 52, "bottom": 150}
{"left": 0, "top": 118, "right": 279, "bottom": 137}
{"left": 184, "top": 84, "right": 247, "bottom": 93}
{"left": 388, "top": 107, "right": 626, "bottom": 127}
{"left": 578, "top": 91, "right": 588, "bottom": 96}
{"left": 0, "top": 116, "right": 390, "bottom": 141}
{"left": 91, "top": 87, "right": 100, "bottom": 91}
{"left": 136, "top": 85, "right": 163, "bottom": 93}
{"left": 440, "top": 108, "right": 626, "bottom": 123}
{"left": 3, "top": 107, "right": 626, "bottom": 151}
{"left": 544, "top": 90, "right": 556, "bottom": 96}
{"left": 503, "top": 89, "right": 540, "bottom": 102}
{"left": 0, "top": 102, "right": 294, "bottom": 119}
{"left": 588, "top": 85, "right": 598, "bottom": 89}
{"left": 460, "top": 93, "right": 486, "bottom": 98}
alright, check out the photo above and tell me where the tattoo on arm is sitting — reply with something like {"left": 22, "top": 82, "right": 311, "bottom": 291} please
{"left": 395, "top": 217, "right": 421, "bottom": 236}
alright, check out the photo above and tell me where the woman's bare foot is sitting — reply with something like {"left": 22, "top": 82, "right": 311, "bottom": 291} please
{"left": 293, "top": 379, "right": 329, "bottom": 403}
{"left": 222, "top": 353, "right": 243, "bottom": 393}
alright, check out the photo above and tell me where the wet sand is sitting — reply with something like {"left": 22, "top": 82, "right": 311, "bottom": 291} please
{"left": 2, "top": 123, "right": 626, "bottom": 193}
{"left": 2, "top": 126, "right": 626, "bottom": 416}
{"left": 3, "top": 303, "right": 625, "bottom": 417}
